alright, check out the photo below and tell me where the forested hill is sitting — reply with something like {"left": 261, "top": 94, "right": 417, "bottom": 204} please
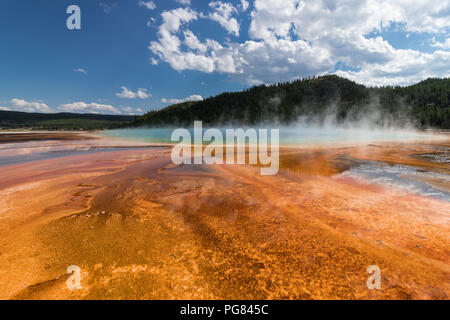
{"left": 0, "top": 111, "right": 135, "bottom": 130}
{"left": 131, "top": 75, "right": 450, "bottom": 129}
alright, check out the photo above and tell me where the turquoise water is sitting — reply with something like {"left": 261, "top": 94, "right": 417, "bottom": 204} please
{"left": 100, "top": 127, "right": 444, "bottom": 145}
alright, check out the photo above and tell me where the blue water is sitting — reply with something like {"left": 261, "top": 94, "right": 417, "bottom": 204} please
{"left": 100, "top": 127, "right": 443, "bottom": 145}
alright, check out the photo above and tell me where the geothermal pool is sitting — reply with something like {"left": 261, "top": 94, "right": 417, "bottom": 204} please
{"left": 0, "top": 130, "right": 448, "bottom": 299}
{"left": 99, "top": 127, "right": 450, "bottom": 201}
{"left": 100, "top": 126, "right": 446, "bottom": 145}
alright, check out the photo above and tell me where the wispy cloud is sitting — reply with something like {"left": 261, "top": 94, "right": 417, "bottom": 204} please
{"left": 74, "top": 68, "right": 87, "bottom": 74}
{"left": 146, "top": 17, "right": 156, "bottom": 28}
{"left": 176, "top": 0, "right": 191, "bottom": 5}
{"left": 120, "top": 106, "right": 144, "bottom": 115}
{"left": 431, "top": 37, "right": 450, "bottom": 49}
{"left": 121, "top": 106, "right": 135, "bottom": 113}
{"left": 59, "top": 102, "right": 121, "bottom": 114}
{"left": 240, "top": 0, "right": 249, "bottom": 11}
{"left": 99, "top": 2, "right": 117, "bottom": 13}
{"left": 138, "top": 1, "right": 156, "bottom": 10}
{"left": 116, "top": 87, "right": 151, "bottom": 99}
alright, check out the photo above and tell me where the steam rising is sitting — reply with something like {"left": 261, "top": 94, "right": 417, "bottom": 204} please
{"left": 106, "top": 94, "right": 446, "bottom": 144}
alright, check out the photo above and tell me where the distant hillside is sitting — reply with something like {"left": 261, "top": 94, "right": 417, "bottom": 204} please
{"left": 131, "top": 75, "right": 450, "bottom": 129}
{"left": 0, "top": 111, "right": 135, "bottom": 130}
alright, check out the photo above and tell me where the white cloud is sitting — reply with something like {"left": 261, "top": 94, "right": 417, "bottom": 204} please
{"left": 240, "top": 0, "right": 249, "bottom": 11}
{"left": 336, "top": 49, "right": 450, "bottom": 86}
{"left": 4, "top": 99, "right": 131, "bottom": 115}
{"left": 147, "top": 17, "right": 156, "bottom": 27}
{"left": 150, "top": 8, "right": 217, "bottom": 72}
{"left": 138, "top": 1, "right": 156, "bottom": 10}
{"left": 121, "top": 106, "right": 142, "bottom": 115}
{"left": 99, "top": 2, "right": 117, "bottom": 13}
{"left": 74, "top": 68, "right": 87, "bottom": 74}
{"left": 116, "top": 87, "right": 136, "bottom": 99}
{"left": 121, "top": 106, "right": 133, "bottom": 113}
{"left": 149, "top": 0, "right": 450, "bottom": 86}
{"left": 59, "top": 102, "right": 122, "bottom": 114}
{"left": 161, "top": 94, "right": 203, "bottom": 104}
{"left": 184, "top": 30, "right": 207, "bottom": 53}
{"left": 10, "top": 98, "right": 52, "bottom": 113}
{"left": 431, "top": 37, "right": 450, "bottom": 49}
{"left": 176, "top": 0, "right": 191, "bottom": 5}
{"left": 116, "top": 87, "right": 151, "bottom": 99}
{"left": 208, "top": 1, "right": 240, "bottom": 36}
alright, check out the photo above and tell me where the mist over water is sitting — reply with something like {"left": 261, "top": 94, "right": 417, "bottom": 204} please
{"left": 101, "top": 125, "right": 444, "bottom": 145}
{"left": 102, "top": 91, "right": 449, "bottom": 145}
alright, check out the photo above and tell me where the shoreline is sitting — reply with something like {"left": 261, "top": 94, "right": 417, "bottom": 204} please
{"left": 0, "top": 127, "right": 448, "bottom": 146}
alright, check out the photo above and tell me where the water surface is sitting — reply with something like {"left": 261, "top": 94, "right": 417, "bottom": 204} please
{"left": 101, "top": 127, "right": 444, "bottom": 145}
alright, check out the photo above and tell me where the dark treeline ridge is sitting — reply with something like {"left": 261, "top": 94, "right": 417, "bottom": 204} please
{"left": 0, "top": 111, "right": 135, "bottom": 130}
{"left": 132, "top": 75, "right": 450, "bottom": 129}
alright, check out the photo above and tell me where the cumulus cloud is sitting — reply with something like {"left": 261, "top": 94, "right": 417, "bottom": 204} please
{"left": 116, "top": 87, "right": 151, "bottom": 99}
{"left": 336, "top": 49, "right": 450, "bottom": 86}
{"left": 184, "top": 30, "right": 208, "bottom": 53}
{"left": 207, "top": 1, "right": 240, "bottom": 36}
{"left": 58, "top": 102, "right": 122, "bottom": 114}
{"left": 149, "top": 0, "right": 450, "bottom": 86}
{"left": 150, "top": 8, "right": 216, "bottom": 72}
{"left": 0, "top": 106, "right": 11, "bottom": 111}
{"left": 161, "top": 94, "right": 203, "bottom": 104}
{"left": 10, "top": 98, "right": 52, "bottom": 113}
{"left": 138, "top": 1, "right": 156, "bottom": 10}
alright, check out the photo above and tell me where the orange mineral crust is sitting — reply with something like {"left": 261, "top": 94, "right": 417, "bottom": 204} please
{"left": 0, "top": 137, "right": 448, "bottom": 300}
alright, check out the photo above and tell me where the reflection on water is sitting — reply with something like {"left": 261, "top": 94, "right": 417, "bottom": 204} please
{"left": 414, "top": 149, "right": 450, "bottom": 164}
{"left": 338, "top": 161, "right": 450, "bottom": 201}
{"left": 0, "top": 139, "right": 163, "bottom": 167}
{"left": 0, "top": 147, "right": 158, "bottom": 167}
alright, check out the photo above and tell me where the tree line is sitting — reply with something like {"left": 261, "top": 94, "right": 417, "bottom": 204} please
{"left": 131, "top": 75, "right": 450, "bottom": 129}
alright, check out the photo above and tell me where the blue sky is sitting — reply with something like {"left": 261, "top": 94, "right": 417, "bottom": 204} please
{"left": 0, "top": 0, "right": 449, "bottom": 115}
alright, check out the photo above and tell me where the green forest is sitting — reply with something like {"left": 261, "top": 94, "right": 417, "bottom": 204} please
{"left": 0, "top": 111, "right": 135, "bottom": 130}
{"left": 131, "top": 75, "right": 450, "bottom": 129}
